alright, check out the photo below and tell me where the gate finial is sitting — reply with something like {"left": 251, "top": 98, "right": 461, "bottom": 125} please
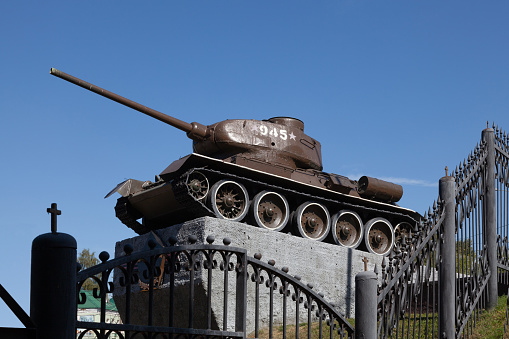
{"left": 47, "top": 203, "right": 61, "bottom": 233}
{"left": 445, "top": 166, "right": 448, "bottom": 177}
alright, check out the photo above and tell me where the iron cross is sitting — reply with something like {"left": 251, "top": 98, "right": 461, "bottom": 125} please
{"left": 47, "top": 203, "right": 61, "bottom": 233}
{"left": 362, "top": 257, "right": 368, "bottom": 271}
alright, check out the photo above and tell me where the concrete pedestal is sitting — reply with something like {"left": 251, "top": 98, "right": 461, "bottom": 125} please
{"left": 113, "top": 217, "right": 382, "bottom": 332}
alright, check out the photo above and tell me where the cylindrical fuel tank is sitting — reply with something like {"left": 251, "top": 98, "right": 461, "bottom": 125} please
{"left": 357, "top": 176, "right": 403, "bottom": 203}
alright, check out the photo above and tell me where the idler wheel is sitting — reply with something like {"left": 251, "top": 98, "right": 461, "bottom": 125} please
{"left": 186, "top": 171, "right": 209, "bottom": 200}
{"left": 252, "top": 191, "right": 289, "bottom": 231}
{"left": 364, "top": 218, "right": 394, "bottom": 256}
{"left": 331, "top": 210, "right": 363, "bottom": 248}
{"left": 394, "top": 222, "right": 413, "bottom": 244}
{"left": 209, "top": 180, "right": 249, "bottom": 221}
{"left": 294, "top": 202, "right": 330, "bottom": 241}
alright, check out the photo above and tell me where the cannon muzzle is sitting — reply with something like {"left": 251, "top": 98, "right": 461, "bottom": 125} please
{"left": 49, "top": 68, "right": 208, "bottom": 140}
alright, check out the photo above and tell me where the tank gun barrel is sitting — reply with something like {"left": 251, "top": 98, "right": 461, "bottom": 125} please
{"left": 49, "top": 68, "right": 207, "bottom": 140}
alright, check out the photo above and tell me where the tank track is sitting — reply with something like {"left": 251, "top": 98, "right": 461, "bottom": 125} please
{"left": 117, "top": 166, "right": 419, "bottom": 248}
{"left": 115, "top": 197, "right": 150, "bottom": 234}
{"left": 115, "top": 169, "right": 215, "bottom": 234}
{"left": 196, "top": 167, "right": 419, "bottom": 224}
{"left": 171, "top": 169, "right": 215, "bottom": 218}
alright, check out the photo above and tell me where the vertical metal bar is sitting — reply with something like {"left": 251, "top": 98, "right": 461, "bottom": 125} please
{"left": 255, "top": 269, "right": 260, "bottom": 338}
{"left": 283, "top": 281, "right": 287, "bottom": 339}
{"left": 329, "top": 314, "right": 333, "bottom": 339}
{"left": 207, "top": 253, "right": 213, "bottom": 330}
{"left": 169, "top": 254, "right": 175, "bottom": 328}
{"left": 295, "top": 290, "right": 300, "bottom": 339}
{"left": 307, "top": 296, "right": 311, "bottom": 339}
{"left": 223, "top": 257, "right": 229, "bottom": 331}
{"left": 101, "top": 268, "right": 107, "bottom": 339}
{"left": 269, "top": 275, "right": 274, "bottom": 339}
{"left": 439, "top": 174, "right": 456, "bottom": 338}
{"left": 235, "top": 253, "right": 247, "bottom": 334}
{"left": 125, "top": 262, "right": 132, "bottom": 339}
{"left": 318, "top": 305, "right": 323, "bottom": 339}
{"left": 188, "top": 253, "right": 195, "bottom": 329}
{"left": 148, "top": 257, "right": 154, "bottom": 327}
{"left": 483, "top": 127, "right": 498, "bottom": 309}
{"left": 433, "top": 231, "right": 438, "bottom": 336}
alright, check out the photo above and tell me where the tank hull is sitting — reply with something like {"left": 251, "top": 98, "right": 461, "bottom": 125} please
{"left": 113, "top": 153, "right": 420, "bottom": 254}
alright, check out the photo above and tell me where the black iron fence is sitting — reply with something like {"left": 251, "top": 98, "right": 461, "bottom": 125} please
{"left": 74, "top": 235, "right": 354, "bottom": 339}
{"left": 375, "top": 125, "right": 509, "bottom": 338}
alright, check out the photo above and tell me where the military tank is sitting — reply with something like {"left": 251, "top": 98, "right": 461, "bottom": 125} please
{"left": 50, "top": 68, "right": 421, "bottom": 256}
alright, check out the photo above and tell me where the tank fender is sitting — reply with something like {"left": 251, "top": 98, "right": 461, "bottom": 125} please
{"left": 104, "top": 179, "right": 146, "bottom": 198}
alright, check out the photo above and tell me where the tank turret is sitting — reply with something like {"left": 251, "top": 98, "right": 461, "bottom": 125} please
{"left": 50, "top": 69, "right": 322, "bottom": 171}
{"left": 51, "top": 68, "right": 420, "bottom": 256}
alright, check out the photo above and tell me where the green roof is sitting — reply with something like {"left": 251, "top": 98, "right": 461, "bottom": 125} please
{"left": 78, "top": 290, "right": 117, "bottom": 311}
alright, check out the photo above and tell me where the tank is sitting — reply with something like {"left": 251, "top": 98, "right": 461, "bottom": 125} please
{"left": 50, "top": 68, "right": 421, "bottom": 255}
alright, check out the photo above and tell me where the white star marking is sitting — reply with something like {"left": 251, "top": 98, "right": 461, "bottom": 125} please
{"left": 251, "top": 124, "right": 259, "bottom": 133}
{"left": 289, "top": 132, "right": 296, "bottom": 140}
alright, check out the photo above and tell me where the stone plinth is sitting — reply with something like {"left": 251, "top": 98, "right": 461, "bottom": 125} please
{"left": 113, "top": 217, "right": 382, "bottom": 332}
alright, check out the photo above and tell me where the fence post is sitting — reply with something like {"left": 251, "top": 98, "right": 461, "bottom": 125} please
{"left": 30, "top": 207, "right": 77, "bottom": 339}
{"left": 482, "top": 127, "right": 498, "bottom": 309}
{"left": 355, "top": 271, "right": 377, "bottom": 339}
{"left": 439, "top": 175, "right": 456, "bottom": 338}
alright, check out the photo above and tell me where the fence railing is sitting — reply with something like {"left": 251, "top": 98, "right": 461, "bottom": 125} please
{"left": 375, "top": 125, "right": 509, "bottom": 338}
{"left": 74, "top": 235, "right": 355, "bottom": 339}
{"left": 376, "top": 203, "right": 444, "bottom": 338}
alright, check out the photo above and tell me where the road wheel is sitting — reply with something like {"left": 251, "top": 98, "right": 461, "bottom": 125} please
{"left": 209, "top": 180, "right": 249, "bottom": 221}
{"left": 252, "top": 191, "right": 289, "bottom": 231}
{"left": 294, "top": 202, "right": 330, "bottom": 241}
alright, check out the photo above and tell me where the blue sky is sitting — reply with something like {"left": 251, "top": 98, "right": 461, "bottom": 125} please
{"left": 1, "top": 1, "right": 508, "bottom": 327}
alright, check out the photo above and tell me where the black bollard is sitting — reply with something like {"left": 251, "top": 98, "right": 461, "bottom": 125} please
{"left": 30, "top": 205, "right": 77, "bottom": 339}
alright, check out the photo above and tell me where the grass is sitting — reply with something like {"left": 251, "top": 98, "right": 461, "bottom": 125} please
{"left": 249, "top": 296, "right": 509, "bottom": 339}
{"left": 466, "top": 295, "right": 508, "bottom": 339}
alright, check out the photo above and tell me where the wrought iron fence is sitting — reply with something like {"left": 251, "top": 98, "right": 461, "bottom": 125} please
{"left": 376, "top": 126, "right": 504, "bottom": 339}
{"left": 75, "top": 235, "right": 354, "bottom": 339}
{"left": 453, "top": 139, "right": 490, "bottom": 338}
{"left": 377, "top": 201, "right": 444, "bottom": 338}
{"left": 495, "top": 126, "right": 509, "bottom": 337}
